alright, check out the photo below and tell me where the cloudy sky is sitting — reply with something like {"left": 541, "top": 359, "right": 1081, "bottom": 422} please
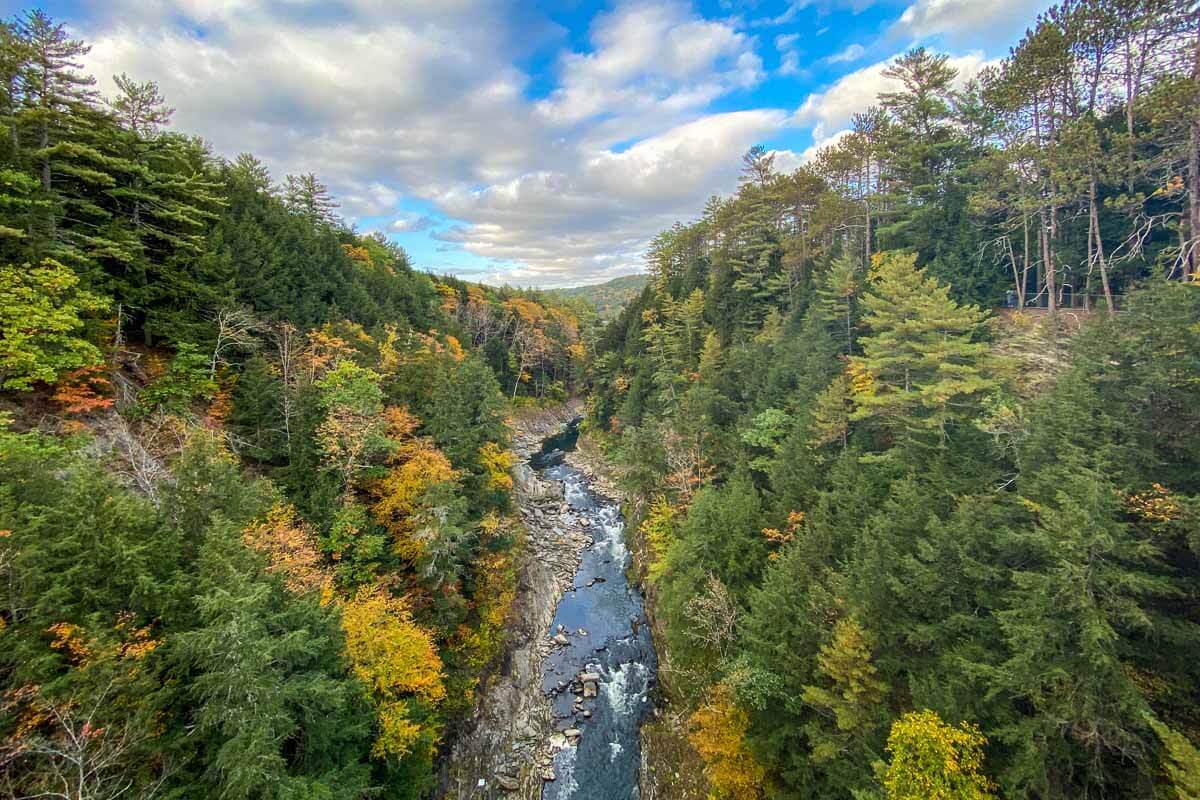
{"left": 9, "top": 0, "right": 1047, "bottom": 287}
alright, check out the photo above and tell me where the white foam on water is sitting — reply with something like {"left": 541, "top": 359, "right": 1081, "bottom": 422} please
{"left": 609, "top": 741, "right": 624, "bottom": 762}
{"left": 545, "top": 744, "right": 579, "bottom": 800}
{"left": 564, "top": 476, "right": 587, "bottom": 507}
{"left": 598, "top": 504, "right": 628, "bottom": 565}
{"left": 603, "top": 661, "right": 648, "bottom": 717}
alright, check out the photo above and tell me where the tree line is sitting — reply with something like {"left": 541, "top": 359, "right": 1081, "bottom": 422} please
{"left": 584, "top": 1, "right": 1200, "bottom": 798}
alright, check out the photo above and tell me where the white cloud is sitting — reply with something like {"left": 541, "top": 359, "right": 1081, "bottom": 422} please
{"left": 433, "top": 111, "right": 788, "bottom": 286}
{"left": 826, "top": 43, "right": 865, "bottom": 64}
{"left": 536, "top": 1, "right": 763, "bottom": 132}
{"left": 752, "top": 0, "right": 880, "bottom": 27}
{"left": 892, "top": 0, "right": 1048, "bottom": 44}
{"left": 388, "top": 213, "right": 438, "bottom": 234}
{"left": 793, "top": 50, "right": 992, "bottom": 142}
{"left": 67, "top": 0, "right": 1015, "bottom": 287}
{"left": 775, "top": 32, "right": 804, "bottom": 77}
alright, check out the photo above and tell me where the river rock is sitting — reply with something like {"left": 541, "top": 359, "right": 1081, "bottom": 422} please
{"left": 495, "top": 773, "right": 520, "bottom": 792}
{"left": 553, "top": 633, "right": 570, "bottom": 646}
{"left": 583, "top": 680, "right": 598, "bottom": 698}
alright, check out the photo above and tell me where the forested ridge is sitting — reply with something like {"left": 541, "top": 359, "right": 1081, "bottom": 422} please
{"left": 583, "top": 2, "right": 1200, "bottom": 799}
{"left": 0, "top": 10, "right": 587, "bottom": 798}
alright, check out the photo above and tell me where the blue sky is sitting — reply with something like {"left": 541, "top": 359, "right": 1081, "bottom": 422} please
{"left": 4, "top": 0, "right": 1047, "bottom": 286}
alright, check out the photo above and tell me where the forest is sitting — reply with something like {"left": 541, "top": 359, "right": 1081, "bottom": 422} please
{"left": 583, "top": 1, "right": 1200, "bottom": 799}
{"left": 0, "top": 0, "right": 1198, "bottom": 799}
{"left": 0, "top": 10, "right": 586, "bottom": 798}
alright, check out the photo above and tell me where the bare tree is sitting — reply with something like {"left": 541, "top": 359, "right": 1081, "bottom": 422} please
{"left": 0, "top": 683, "right": 169, "bottom": 800}
{"left": 683, "top": 573, "right": 739, "bottom": 659}
{"left": 208, "top": 306, "right": 260, "bottom": 380}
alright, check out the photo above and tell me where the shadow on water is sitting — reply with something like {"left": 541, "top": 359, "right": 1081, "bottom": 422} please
{"left": 533, "top": 418, "right": 658, "bottom": 800}
{"left": 530, "top": 417, "right": 581, "bottom": 470}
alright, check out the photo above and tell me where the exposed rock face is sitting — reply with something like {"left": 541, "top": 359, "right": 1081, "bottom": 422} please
{"left": 442, "top": 401, "right": 588, "bottom": 800}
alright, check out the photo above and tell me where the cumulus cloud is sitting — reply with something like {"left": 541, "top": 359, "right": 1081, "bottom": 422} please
{"left": 433, "top": 111, "right": 788, "bottom": 286}
{"left": 891, "top": 0, "right": 1048, "bottom": 44}
{"left": 536, "top": 1, "right": 764, "bottom": 134}
{"left": 793, "top": 50, "right": 993, "bottom": 143}
{"left": 66, "top": 0, "right": 1015, "bottom": 286}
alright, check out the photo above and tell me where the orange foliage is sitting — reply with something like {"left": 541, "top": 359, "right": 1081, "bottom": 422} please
{"left": 688, "top": 684, "right": 767, "bottom": 800}
{"left": 206, "top": 382, "right": 234, "bottom": 423}
{"left": 300, "top": 328, "right": 354, "bottom": 381}
{"left": 244, "top": 504, "right": 333, "bottom": 597}
{"left": 51, "top": 365, "right": 114, "bottom": 415}
{"left": 762, "top": 511, "right": 804, "bottom": 558}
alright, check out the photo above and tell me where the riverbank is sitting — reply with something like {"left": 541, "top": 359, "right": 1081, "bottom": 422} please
{"left": 443, "top": 401, "right": 590, "bottom": 799}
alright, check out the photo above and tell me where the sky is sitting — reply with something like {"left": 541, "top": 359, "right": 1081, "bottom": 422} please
{"left": 5, "top": 0, "right": 1048, "bottom": 287}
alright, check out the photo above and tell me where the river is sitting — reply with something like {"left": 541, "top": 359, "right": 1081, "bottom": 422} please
{"left": 530, "top": 420, "right": 658, "bottom": 800}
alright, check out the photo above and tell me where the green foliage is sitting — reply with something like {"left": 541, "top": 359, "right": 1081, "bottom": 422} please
{"left": 136, "top": 341, "right": 216, "bottom": 415}
{"left": 0, "top": 258, "right": 107, "bottom": 389}
{"left": 850, "top": 252, "right": 998, "bottom": 456}
{"left": 583, "top": 4, "right": 1200, "bottom": 795}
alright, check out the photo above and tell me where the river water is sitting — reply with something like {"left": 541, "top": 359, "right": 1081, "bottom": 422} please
{"left": 530, "top": 421, "right": 658, "bottom": 800}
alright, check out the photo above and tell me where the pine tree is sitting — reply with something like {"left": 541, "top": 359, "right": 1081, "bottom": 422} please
{"left": 283, "top": 172, "right": 339, "bottom": 225}
{"left": 850, "top": 252, "right": 997, "bottom": 455}
{"left": 801, "top": 617, "right": 890, "bottom": 762}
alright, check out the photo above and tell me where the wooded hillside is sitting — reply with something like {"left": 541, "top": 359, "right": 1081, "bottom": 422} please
{"left": 584, "top": 2, "right": 1200, "bottom": 798}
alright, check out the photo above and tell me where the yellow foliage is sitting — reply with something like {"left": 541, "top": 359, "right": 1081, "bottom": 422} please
{"left": 342, "top": 243, "right": 375, "bottom": 268}
{"left": 444, "top": 334, "right": 466, "bottom": 362}
{"left": 369, "top": 447, "right": 457, "bottom": 560}
{"left": 434, "top": 283, "right": 459, "bottom": 314}
{"left": 688, "top": 684, "right": 767, "bottom": 800}
{"left": 47, "top": 622, "right": 92, "bottom": 665}
{"left": 762, "top": 511, "right": 803, "bottom": 559}
{"left": 882, "top": 710, "right": 996, "bottom": 800}
{"left": 114, "top": 611, "right": 161, "bottom": 660}
{"left": 340, "top": 585, "right": 446, "bottom": 758}
{"left": 478, "top": 441, "right": 515, "bottom": 493}
{"left": 640, "top": 496, "right": 676, "bottom": 583}
{"left": 1124, "top": 483, "right": 1185, "bottom": 527}
{"left": 846, "top": 359, "right": 875, "bottom": 397}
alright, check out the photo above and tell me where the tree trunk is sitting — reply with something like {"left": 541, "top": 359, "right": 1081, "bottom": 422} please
{"left": 1188, "top": 18, "right": 1200, "bottom": 281}
{"left": 1089, "top": 178, "right": 1114, "bottom": 312}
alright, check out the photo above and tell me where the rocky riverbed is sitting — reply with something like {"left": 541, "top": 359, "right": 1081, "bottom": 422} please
{"left": 443, "top": 403, "right": 658, "bottom": 800}
{"left": 443, "top": 403, "right": 590, "bottom": 799}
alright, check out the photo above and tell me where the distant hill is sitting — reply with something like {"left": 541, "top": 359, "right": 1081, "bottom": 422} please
{"left": 551, "top": 274, "right": 648, "bottom": 317}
